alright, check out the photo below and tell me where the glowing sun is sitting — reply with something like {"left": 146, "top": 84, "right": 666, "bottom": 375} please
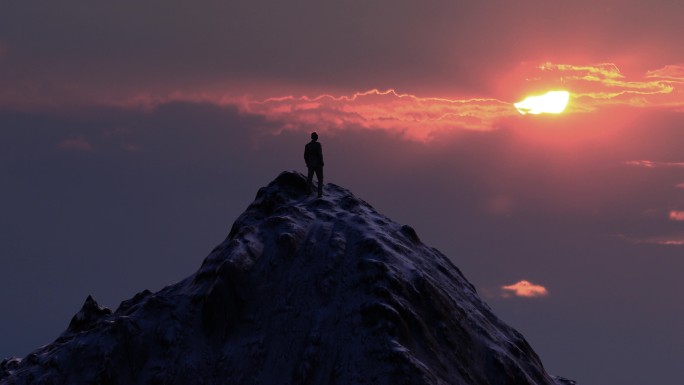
{"left": 514, "top": 90, "right": 570, "bottom": 115}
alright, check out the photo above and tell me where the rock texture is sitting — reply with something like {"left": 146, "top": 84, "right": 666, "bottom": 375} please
{"left": 0, "top": 171, "right": 573, "bottom": 385}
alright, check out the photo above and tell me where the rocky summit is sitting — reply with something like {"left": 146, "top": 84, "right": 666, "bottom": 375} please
{"left": 0, "top": 171, "right": 574, "bottom": 385}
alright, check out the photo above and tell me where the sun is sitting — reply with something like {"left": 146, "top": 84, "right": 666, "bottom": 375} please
{"left": 514, "top": 90, "right": 570, "bottom": 115}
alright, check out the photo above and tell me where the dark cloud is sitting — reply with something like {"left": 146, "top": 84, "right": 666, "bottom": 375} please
{"left": 2, "top": 1, "right": 684, "bottom": 105}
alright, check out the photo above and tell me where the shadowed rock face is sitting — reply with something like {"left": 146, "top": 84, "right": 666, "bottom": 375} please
{"left": 1, "top": 171, "right": 571, "bottom": 385}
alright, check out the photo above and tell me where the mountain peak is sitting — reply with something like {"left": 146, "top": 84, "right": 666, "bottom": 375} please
{"left": 1, "top": 171, "right": 572, "bottom": 385}
{"left": 67, "top": 295, "right": 112, "bottom": 333}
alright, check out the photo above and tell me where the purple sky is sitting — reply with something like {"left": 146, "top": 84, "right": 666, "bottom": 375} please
{"left": 2, "top": 2, "right": 684, "bottom": 384}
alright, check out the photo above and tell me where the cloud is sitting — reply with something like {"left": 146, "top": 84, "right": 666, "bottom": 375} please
{"left": 103, "top": 61, "right": 684, "bottom": 143}
{"left": 625, "top": 160, "right": 684, "bottom": 169}
{"left": 641, "top": 237, "right": 684, "bottom": 246}
{"left": 240, "top": 89, "right": 514, "bottom": 141}
{"left": 618, "top": 234, "right": 684, "bottom": 246}
{"left": 56, "top": 137, "right": 94, "bottom": 152}
{"left": 501, "top": 280, "right": 549, "bottom": 298}
{"left": 654, "top": 239, "right": 684, "bottom": 246}
{"left": 669, "top": 211, "right": 684, "bottom": 221}
{"left": 646, "top": 64, "right": 684, "bottom": 82}
{"left": 676, "top": 183, "right": 684, "bottom": 189}
{"left": 531, "top": 62, "right": 683, "bottom": 112}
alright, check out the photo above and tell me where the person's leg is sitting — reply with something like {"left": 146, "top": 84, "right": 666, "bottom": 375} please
{"left": 307, "top": 167, "right": 314, "bottom": 195}
{"left": 316, "top": 167, "right": 324, "bottom": 197}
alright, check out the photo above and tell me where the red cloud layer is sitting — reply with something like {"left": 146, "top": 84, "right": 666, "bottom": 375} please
{"left": 240, "top": 89, "right": 513, "bottom": 141}
{"left": 93, "top": 61, "right": 684, "bottom": 144}
{"left": 234, "top": 62, "right": 684, "bottom": 141}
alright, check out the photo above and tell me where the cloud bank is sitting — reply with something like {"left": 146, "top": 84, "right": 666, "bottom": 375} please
{"left": 240, "top": 89, "right": 514, "bottom": 141}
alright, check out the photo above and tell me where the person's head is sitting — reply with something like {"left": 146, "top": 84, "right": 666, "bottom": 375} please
{"left": 311, "top": 132, "right": 318, "bottom": 141}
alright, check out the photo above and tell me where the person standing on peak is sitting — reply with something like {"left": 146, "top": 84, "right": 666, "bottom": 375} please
{"left": 304, "top": 132, "right": 324, "bottom": 197}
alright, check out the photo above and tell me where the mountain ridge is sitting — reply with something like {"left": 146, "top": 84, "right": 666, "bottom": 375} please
{"left": 1, "top": 171, "right": 574, "bottom": 385}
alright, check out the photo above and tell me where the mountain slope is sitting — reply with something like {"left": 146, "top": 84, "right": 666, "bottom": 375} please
{"left": 1, "top": 171, "right": 573, "bottom": 385}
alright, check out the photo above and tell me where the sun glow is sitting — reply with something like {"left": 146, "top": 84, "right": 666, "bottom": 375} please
{"left": 514, "top": 90, "right": 570, "bottom": 115}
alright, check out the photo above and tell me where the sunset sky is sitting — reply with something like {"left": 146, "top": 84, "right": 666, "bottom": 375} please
{"left": 2, "top": 1, "right": 684, "bottom": 384}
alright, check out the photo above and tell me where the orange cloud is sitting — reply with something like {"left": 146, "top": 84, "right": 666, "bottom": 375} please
{"left": 669, "top": 211, "right": 684, "bottom": 221}
{"left": 57, "top": 137, "right": 94, "bottom": 152}
{"left": 241, "top": 89, "right": 514, "bottom": 141}
{"left": 646, "top": 64, "right": 684, "bottom": 82}
{"left": 530, "top": 62, "right": 683, "bottom": 112}
{"left": 501, "top": 280, "right": 549, "bottom": 298}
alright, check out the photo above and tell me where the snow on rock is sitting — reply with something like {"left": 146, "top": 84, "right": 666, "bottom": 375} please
{"left": 0, "top": 171, "right": 574, "bottom": 385}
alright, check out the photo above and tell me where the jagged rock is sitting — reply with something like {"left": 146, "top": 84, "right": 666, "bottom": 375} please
{"left": 67, "top": 295, "right": 112, "bottom": 332}
{"left": 0, "top": 358, "right": 21, "bottom": 379}
{"left": 0, "top": 171, "right": 574, "bottom": 385}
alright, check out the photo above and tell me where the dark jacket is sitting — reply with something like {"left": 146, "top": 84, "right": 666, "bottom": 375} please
{"left": 304, "top": 141, "right": 324, "bottom": 168}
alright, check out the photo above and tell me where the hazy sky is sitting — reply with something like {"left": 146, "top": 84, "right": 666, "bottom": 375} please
{"left": 2, "top": 1, "right": 684, "bottom": 384}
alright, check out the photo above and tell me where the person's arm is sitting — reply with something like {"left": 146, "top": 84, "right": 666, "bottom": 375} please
{"left": 319, "top": 143, "right": 324, "bottom": 166}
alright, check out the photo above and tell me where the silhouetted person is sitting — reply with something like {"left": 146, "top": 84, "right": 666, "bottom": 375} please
{"left": 304, "top": 132, "right": 324, "bottom": 197}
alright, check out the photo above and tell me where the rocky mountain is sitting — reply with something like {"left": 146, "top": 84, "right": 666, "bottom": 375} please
{"left": 1, "top": 171, "right": 574, "bottom": 385}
